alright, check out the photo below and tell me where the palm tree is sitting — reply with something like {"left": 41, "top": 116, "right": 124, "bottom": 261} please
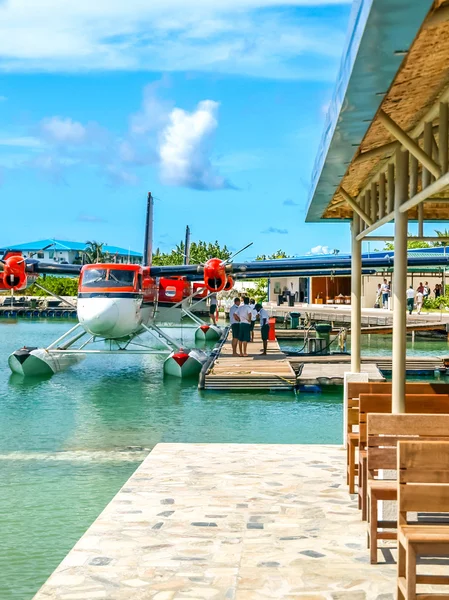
{"left": 83, "top": 241, "right": 110, "bottom": 263}
{"left": 433, "top": 228, "right": 449, "bottom": 247}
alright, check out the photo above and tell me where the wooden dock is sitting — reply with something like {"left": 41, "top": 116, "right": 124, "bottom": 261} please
{"left": 275, "top": 321, "right": 447, "bottom": 339}
{"left": 289, "top": 354, "right": 447, "bottom": 380}
{"left": 296, "top": 362, "right": 385, "bottom": 385}
{"left": 203, "top": 328, "right": 296, "bottom": 391}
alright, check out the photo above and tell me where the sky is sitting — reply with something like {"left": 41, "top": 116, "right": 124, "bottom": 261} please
{"left": 0, "top": 0, "right": 355, "bottom": 260}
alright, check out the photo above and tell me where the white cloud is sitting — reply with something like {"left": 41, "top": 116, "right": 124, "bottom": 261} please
{"left": 159, "top": 100, "right": 231, "bottom": 190}
{"left": 0, "top": 1, "right": 350, "bottom": 79}
{"left": 0, "top": 136, "right": 43, "bottom": 148}
{"left": 308, "top": 244, "right": 331, "bottom": 254}
{"left": 262, "top": 227, "right": 289, "bottom": 234}
{"left": 40, "top": 117, "right": 87, "bottom": 144}
{"left": 77, "top": 213, "right": 107, "bottom": 223}
{"left": 130, "top": 79, "right": 171, "bottom": 135}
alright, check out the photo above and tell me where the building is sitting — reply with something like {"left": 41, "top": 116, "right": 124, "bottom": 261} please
{"left": 0, "top": 239, "right": 142, "bottom": 265}
{"left": 267, "top": 247, "right": 449, "bottom": 308}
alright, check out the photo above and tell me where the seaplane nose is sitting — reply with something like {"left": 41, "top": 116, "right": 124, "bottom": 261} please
{"left": 79, "top": 299, "right": 120, "bottom": 336}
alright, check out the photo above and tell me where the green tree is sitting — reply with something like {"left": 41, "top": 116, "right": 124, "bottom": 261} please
{"left": 256, "top": 250, "right": 291, "bottom": 260}
{"left": 383, "top": 236, "right": 431, "bottom": 251}
{"left": 27, "top": 276, "right": 79, "bottom": 297}
{"left": 151, "top": 239, "right": 231, "bottom": 266}
{"left": 83, "top": 241, "right": 111, "bottom": 264}
{"left": 433, "top": 228, "right": 449, "bottom": 247}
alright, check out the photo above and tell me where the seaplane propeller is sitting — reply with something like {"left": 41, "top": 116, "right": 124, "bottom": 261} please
{"left": 201, "top": 242, "right": 253, "bottom": 293}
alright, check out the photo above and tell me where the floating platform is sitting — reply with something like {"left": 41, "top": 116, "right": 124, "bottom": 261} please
{"left": 296, "top": 362, "right": 385, "bottom": 385}
{"left": 276, "top": 321, "right": 447, "bottom": 339}
{"left": 202, "top": 328, "right": 296, "bottom": 391}
{"left": 289, "top": 354, "right": 447, "bottom": 380}
{"left": 0, "top": 306, "right": 77, "bottom": 319}
{"left": 32, "top": 443, "right": 447, "bottom": 599}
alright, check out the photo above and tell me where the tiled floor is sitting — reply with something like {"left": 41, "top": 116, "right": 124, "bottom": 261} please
{"left": 33, "top": 444, "right": 404, "bottom": 599}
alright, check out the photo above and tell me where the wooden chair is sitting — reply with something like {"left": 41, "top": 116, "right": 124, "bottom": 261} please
{"left": 397, "top": 440, "right": 449, "bottom": 600}
{"left": 345, "top": 383, "right": 449, "bottom": 499}
{"left": 367, "top": 413, "right": 449, "bottom": 564}
{"left": 358, "top": 394, "right": 449, "bottom": 521}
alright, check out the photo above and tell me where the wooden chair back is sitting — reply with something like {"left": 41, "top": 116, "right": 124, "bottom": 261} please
{"left": 398, "top": 440, "right": 449, "bottom": 526}
{"left": 359, "top": 394, "right": 449, "bottom": 449}
{"left": 367, "top": 413, "right": 449, "bottom": 474}
{"left": 348, "top": 381, "right": 449, "bottom": 400}
{"left": 347, "top": 397, "right": 359, "bottom": 436}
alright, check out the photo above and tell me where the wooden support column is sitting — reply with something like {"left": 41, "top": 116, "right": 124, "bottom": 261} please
{"left": 440, "top": 102, "right": 448, "bottom": 174}
{"left": 392, "top": 149, "right": 409, "bottom": 414}
{"left": 371, "top": 182, "right": 378, "bottom": 221}
{"left": 387, "top": 163, "right": 395, "bottom": 214}
{"left": 351, "top": 218, "right": 362, "bottom": 373}
{"left": 378, "top": 173, "right": 386, "bottom": 220}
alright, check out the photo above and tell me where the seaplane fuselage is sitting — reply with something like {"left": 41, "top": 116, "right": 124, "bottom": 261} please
{"left": 77, "top": 263, "right": 199, "bottom": 340}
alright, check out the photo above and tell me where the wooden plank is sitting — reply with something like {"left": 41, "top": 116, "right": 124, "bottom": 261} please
{"left": 368, "top": 413, "right": 449, "bottom": 436}
{"left": 349, "top": 382, "right": 449, "bottom": 398}
{"left": 400, "top": 484, "right": 449, "bottom": 512}
{"left": 204, "top": 328, "right": 296, "bottom": 391}
{"left": 398, "top": 440, "right": 449, "bottom": 471}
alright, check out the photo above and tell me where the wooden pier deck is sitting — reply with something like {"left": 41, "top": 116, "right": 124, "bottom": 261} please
{"left": 275, "top": 321, "right": 447, "bottom": 339}
{"left": 296, "top": 362, "right": 385, "bottom": 385}
{"left": 288, "top": 354, "right": 447, "bottom": 383}
{"left": 203, "top": 329, "right": 296, "bottom": 391}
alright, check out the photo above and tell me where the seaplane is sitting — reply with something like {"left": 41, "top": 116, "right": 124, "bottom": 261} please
{"left": 1, "top": 192, "right": 288, "bottom": 378}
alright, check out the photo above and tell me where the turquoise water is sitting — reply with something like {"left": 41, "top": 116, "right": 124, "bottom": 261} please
{"left": 281, "top": 333, "right": 449, "bottom": 357}
{"left": 0, "top": 320, "right": 343, "bottom": 600}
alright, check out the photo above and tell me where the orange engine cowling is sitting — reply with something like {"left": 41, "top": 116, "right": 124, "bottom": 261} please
{"left": 1, "top": 255, "right": 27, "bottom": 290}
{"left": 224, "top": 276, "right": 234, "bottom": 291}
{"left": 203, "top": 258, "right": 226, "bottom": 292}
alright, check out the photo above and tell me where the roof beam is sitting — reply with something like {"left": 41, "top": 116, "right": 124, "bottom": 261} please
{"left": 339, "top": 187, "right": 373, "bottom": 226}
{"left": 356, "top": 171, "right": 449, "bottom": 240}
{"left": 354, "top": 141, "right": 399, "bottom": 164}
{"left": 399, "top": 171, "right": 449, "bottom": 213}
{"left": 378, "top": 110, "right": 441, "bottom": 178}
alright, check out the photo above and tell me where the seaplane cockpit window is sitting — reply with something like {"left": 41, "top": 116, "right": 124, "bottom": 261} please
{"left": 107, "top": 269, "right": 136, "bottom": 287}
{"left": 82, "top": 268, "right": 108, "bottom": 287}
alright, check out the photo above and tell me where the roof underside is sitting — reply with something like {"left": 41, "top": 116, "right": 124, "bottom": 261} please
{"left": 306, "top": 0, "right": 449, "bottom": 222}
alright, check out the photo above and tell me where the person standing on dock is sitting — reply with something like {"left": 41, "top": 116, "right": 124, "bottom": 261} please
{"left": 415, "top": 287, "right": 424, "bottom": 315}
{"left": 406, "top": 286, "right": 415, "bottom": 315}
{"left": 209, "top": 292, "right": 218, "bottom": 325}
{"left": 229, "top": 297, "right": 241, "bottom": 356}
{"left": 255, "top": 303, "right": 270, "bottom": 355}
{"left": 381, "top": 279, "right": 389, "bottom": 309}
{"left": 249, "top": 298, "right": 257, "bottom": 342}
{"left": 237, "top": 296, "right": 252, "bottom": 356}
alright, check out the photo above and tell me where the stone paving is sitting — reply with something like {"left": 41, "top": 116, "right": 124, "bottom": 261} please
{"left": 33, "top": 444, "right": 399, "bottom": 600}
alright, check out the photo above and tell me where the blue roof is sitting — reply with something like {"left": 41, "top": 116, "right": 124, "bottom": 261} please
{"left": 0, "top": 239, "right": 142, "bottom": 257}
{"left": 306, "top": 0, "right": 433, "bottom": 222}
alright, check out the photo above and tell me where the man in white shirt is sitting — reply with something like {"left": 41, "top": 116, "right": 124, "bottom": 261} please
{"left": 255, "top": 303, "right": 270, "bottom": 355}
{"left": 406, "top": 286, "right": 415, "bottom": 315}
{"left": 229, "top": 297, "right": 241, "bottom": 356}
{"left": 249, "top": 298, "right": 257, "bottom": 342}
{"left": 237, "top": 296, "right": 253, "bottom": 356}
